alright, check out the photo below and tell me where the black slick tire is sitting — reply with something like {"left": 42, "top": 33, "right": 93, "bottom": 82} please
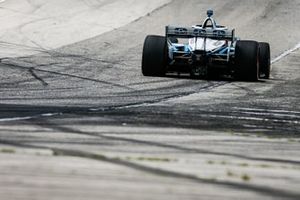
{"left": 259, "top": 42, "right": 271, "bottom": 79}
{"left": 142, "top": 35, "right": 167, "bottom": 76}
{"left": 234, "top": 40, "right": 259, "bottom": 81}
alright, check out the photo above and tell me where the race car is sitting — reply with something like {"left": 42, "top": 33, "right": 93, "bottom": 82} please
{"left": 141, "top": 10, "right": 271, "bottom": 81}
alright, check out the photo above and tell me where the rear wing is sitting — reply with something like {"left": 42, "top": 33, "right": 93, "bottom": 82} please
{"left": 166, "top": 25, "right": 235, "bottom": 41}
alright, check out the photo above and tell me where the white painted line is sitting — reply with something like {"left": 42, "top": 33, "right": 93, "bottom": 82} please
{"left": 0, "top": 113, "right": 62, "bottom": 122}
{"left": 233, "top": 107, "right": 300, "bottom": 114}
{"left": 40, "top": 113, "right": 61, "bottom": 117}
{"left": 89, "top": 102, "right": 151, "bottom": 112}
{"left": 0, "top": 116, "right": 33, "bottom": 122}
{"left": 197, "top": 114, "right": 299, "bottom": 125}
{"left": 271, "top": 42, "right": 300, "bottom": 64}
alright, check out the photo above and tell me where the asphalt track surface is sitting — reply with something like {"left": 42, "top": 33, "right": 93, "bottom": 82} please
{"left": 0, "top": 0, "right": 300, "bottom": 199}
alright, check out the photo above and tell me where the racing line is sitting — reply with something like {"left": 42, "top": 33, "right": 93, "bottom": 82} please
{"left": 0, "top": 41, "right": 300, "bottom": 122}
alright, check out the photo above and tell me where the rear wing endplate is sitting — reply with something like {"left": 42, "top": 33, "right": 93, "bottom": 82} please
{"left": 166, "top": 25, "right": 235, "bottom": 41}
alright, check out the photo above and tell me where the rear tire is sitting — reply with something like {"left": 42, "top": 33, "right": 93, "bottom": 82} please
{"left": 234, "top": 40, "right": 259, "bottom": 81}
{"left": 207, "top": 68, "right": 220, "bottom": 80}
{"left": 259, "top": 42, "right": 271, "bottom": 79}
{"left": 142, "top": 35, "right": 167, "bottom": 76}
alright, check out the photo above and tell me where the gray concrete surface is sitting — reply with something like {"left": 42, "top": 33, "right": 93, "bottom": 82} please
{"left": 0, "top": 0, "right": 299, "bottom": 199}
{"left": 0, "top": 0, "right": 171, "bottom": 57}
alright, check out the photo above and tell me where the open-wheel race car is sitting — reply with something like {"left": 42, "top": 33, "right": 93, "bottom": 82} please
{"left": 141, "top": 10, "right": 271, "bottom": 81}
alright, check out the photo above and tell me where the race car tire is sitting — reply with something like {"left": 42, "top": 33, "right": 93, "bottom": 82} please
{"left": 234, "top": 40, "right": 259, "bottom": 81}
{"left": 207, "top": 68, "right": 220, "bottom": 80}
{"left": 142, "top": 35, "right": 167, "bottom": 76}
{"left": 258, "top": 42, "right": 271, "bottom": 79}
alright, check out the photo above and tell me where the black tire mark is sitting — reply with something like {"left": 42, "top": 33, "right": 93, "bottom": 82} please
{"left": 36, "top": 121, "right": 300, "bottom": 165}
{"left": 88, "top": 81, "right": 228, "bottom": 111}
{"left": 0, "top": 139, "right": 299, "bottom": 200}
{"left": 1, "top": 61, "right": 135, "bottom": 91}
{"left": 0, "top": 41, "right": 128, "bottom": 67}
{"left": 28, "top": 67, "right": 48, "bottom": 86}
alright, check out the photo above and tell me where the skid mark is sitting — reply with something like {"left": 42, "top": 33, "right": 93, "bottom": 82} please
{"left": 0, "top": 138, "right": 299, "bottom": 200}
{"left": 28, "top": 67, "right": 48, "bottom": 86}
{"left": 89, "top": 81, "right": 228, "bottom": 111}
{"left": 33, "top": 122, "right": 300, "bottom": 165}
{"left": 1, "top": 61, "right": 135, "bottom": 91}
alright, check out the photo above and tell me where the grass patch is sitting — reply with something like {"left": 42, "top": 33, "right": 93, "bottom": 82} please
{"left": 241, "top": 174, "right": 251, "bottom": 181}
{"left": 227, "top": 170, "right": 235, "bottom": 177}
{"left": 0, "top": 148, "right": 15, "bottom": 154}
{"left": 207, "top": 160, "right": 215, "bottom": 165}
{"left": 227, "top": 171, "right": 252, "bottom": 182}
{"left": 288, "top": 139, "right": 300, "bottom": 143}
{"left": 52, "top": 151, "right": 60, "bottom": 156}
{"left": 221, "top": 161, "right": 228, "bottom": 165}
{"left": 258, "top": 164, "right": 272, "bottom": 168}
{"left": 126, "top": 156, "right": 174, "bottom": 162}
{"left": 238, "top": 163, "right": 249, "bottom": 167}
